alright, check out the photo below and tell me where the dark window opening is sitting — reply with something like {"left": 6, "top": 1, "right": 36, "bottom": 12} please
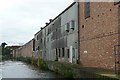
{"left": 67, "top": 49, "right": 69, "bottom": 58}
{"left": 55, "top": 49, "right": 58, "bottom": 61}
{"left": 59, "top": 49, "right": 61, "bottom": 57}
{"left": 33, "top": 39, "right": 35, "bottom": 51}
{"left": 38, "top": 46, "right": 39, "bottom": 50}
{"left": 37, "top": 35, "right": 38, "bottom": 40}
{"left": 62, "top": 48, "right": 65, "bottom": 57}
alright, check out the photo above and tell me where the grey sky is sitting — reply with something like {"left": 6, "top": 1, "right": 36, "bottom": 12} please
{"left": 0, "top": 0, "right": 73, "bottom": 45}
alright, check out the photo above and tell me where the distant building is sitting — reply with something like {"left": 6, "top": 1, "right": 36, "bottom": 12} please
{"left": 16, "top": 39, "right": 33, "bottom": 58}
{"left": 11, "top": 46, "right": 21, "bottom": 59}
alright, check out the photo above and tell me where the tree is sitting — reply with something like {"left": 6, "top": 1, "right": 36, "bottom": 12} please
{"left": 3, "top": 46, "right": 12, "bottom": 56}
{"left": 1, "top": 42, "right": 7, "bottom": 55}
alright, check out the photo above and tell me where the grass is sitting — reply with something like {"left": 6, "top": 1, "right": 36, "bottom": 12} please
{"left": 2, "top": 54, "right": 12, "bottom": 61}
{"left": 46, "top": 61, "right": 120, "bottom": 79}
{"left": 16, "top": 56, "right": 32, "bottom": 64}
{"left": 15, "top": 57, "right": 120, "bottom": 79}
{"left": 76, "top": 67, "right": 120, "bottom": 79}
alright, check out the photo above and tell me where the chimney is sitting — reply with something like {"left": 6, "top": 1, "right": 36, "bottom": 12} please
{"left": 41, "top": 27, "right": 43, "bottom": 30}
{"left": 49, "top": 19, "right": 53, "bottom": 23}
{"left": 45, "top": 22, "right": 49, "bottom": 25}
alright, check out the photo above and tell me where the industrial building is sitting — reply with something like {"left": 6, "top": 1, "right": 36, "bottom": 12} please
{"left": 14, "top": 1, "right": 120, "bottom": 73}
{"left": 33, "top": 2, "right": 79, "bottom": 64}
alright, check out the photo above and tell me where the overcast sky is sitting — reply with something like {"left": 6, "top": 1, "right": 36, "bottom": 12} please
{"left": 0, "top": 0, "right": 74, "bottom": 45}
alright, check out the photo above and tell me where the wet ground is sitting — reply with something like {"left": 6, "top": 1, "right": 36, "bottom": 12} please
{"left": 0, "top": 61, "right": 64, "bottom": 79}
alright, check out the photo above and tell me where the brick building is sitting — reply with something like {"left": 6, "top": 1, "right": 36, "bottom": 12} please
{"left": 79, "top": 2, "right": 120, "bottom": 72}
{"left": 16, "top": 39, "right": 33, "bottom": 58}
{"left": 11, "top": 46, "right": 21, "bottom": 59}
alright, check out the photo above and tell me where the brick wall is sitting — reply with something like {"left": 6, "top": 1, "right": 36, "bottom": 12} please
{"left": 79, "top": 2, "right": 120, "bottom": 70}
{"left": 16, "top": 40, "right": 33, "bottom": 58}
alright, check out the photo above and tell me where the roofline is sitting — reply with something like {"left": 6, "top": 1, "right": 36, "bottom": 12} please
{"left": 22, "top": 38, "right": 33, "bottom": 47}
{"left": 34, "top": 2, "right": 76, "bottom": 36}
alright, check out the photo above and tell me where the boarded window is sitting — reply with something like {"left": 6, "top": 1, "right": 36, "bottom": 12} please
{"left": 70, "top": 20, "right": 75, "bottom": 30}
{"left": 84, "top": 0, "right": 90, "bottom": 19}
{"left": 73, "top": 48, "right": 75, "bottom": 58}
{"left": 65, "top": 23, "right": 69, "bottom": 32}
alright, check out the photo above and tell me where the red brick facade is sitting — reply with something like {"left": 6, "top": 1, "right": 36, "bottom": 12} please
{"left": 79, "top": 2, "right": 120, "bottom": 70}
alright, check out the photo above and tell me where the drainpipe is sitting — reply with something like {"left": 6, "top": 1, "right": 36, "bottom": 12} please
{"left": 113, "top": 45, "right": 116, "bottom": 73}
{"left": 77, "top": 2, "right": 80, "bottom": 64}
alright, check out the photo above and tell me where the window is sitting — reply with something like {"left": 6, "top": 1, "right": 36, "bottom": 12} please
{"left": 56, "top": 49, "right": 58, "bottom": 57}
{"left": 33, "top": 39, "right": 35, "bottom": 51}
{"left": 67, "top": 49, "right": 69, "bottom": 58}
{"left": 62, "top": 48, "right": 65, "bottom": 57}
{"left": 70, "top": 20, "right": 75, "bottom": 30}
{"left": 38, "top": 46, "right": 39, "bottom": 50}
{"left": 65, "top": 23, "right": 69, "bottom": 32}
{"left": 37, "top": 35, "right": 38, "bottom": 40}
{"left": 59, "top": 49, "right": 61, "bottom": 57}
{"left": 55, "top": 49, "right": 58, "bottom": 61}
{"left": 41, "top": 38, "right": 42, "bottom": 43}
{"left": 84, "top": 0, "right": 90, "bottom": 19}
{"left": 72, "top": 48, "right": 75, "bottom": 58}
